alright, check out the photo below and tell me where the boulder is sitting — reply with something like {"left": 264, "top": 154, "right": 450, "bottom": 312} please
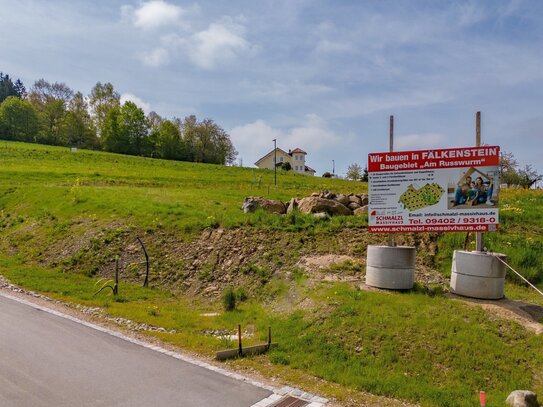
{"left": 323, "top": 191, "right": 336, "bottom": 200}
{"left": 286, "top": 198, "right": 298, "bottom": 214}
{"left": 354, "top": 206, "right": 368, "bottom": 216}
{"left": 349, "top": 195, "right": 362, "bottom": 205}
{"left": 359, "top": 194, "right": 369, "bottom": 206}
{"left": 311, "top": 192, "right": 320, "bottom": 197}
{"left": 242, "top": 197, "right": 286, "bottom": 214}
{"left": 506, "top": 391, "right": 539, "bottom": 407}
{"left": 297, "top": 196, "right": 352, "bottom": 216}
{"left": 348, "top": 202, "right": 361, "bottom": 210}
{"left": 335, "top": 194, "right": 350, "bottom": 206}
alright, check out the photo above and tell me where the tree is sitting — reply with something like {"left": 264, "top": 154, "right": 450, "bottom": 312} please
{"left": 0, "top": 96, "right": 39, "bottom": 142}
{"left": 155, "top": 119, "right": 184, "bottom": 160}
{"left": 61, "top": 92, "right": 98, "bottom": 149}
{"left": 499, "top": 150, "right": 542, "bottom": 189}
{"left": 182, "top": 115, "right": 237, "bottom": 165}
{"left": 28, "top": 79, "right": 74, "bottom": 145}
{"left": 281, "top": 161, "right": 292, "bottom": 171}
{"left": 89, "top": 82, "right": 120, "bottom": 137}
{"left": 119, "top": 101, "right": 148, "bottom": 155}
{"left": 322, "top": 171, "right": 332, "bottom": 178}
{"left": 101, "top": 101, "right": 148, "bottom": 155}
{"left": 346, "top": 163, "right": 363, "bottom": 181}
{"left": 361, "top": 166, "right": 369, "bottom": 182}
{"left": 517, "top": 165, "right": 542, "bottom": 189}
{"left": 0, "top": 73, "right": 26, "bottom": 102}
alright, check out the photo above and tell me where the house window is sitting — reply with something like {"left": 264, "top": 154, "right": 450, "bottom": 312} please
{"left": 279, "top": 157, "right": 284, "bottom": 162}
{"left": 273, "top": 157, "right": 276, "bottom": 163}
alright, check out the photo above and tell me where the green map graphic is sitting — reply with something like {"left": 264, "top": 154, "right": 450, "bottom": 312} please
{"left": 399, "top": 183, "right": 444, "bottom": 211}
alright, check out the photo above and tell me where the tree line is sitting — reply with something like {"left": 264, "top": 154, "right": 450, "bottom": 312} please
{"left": 0, "top": 73, "right": 238, "bottom": 165}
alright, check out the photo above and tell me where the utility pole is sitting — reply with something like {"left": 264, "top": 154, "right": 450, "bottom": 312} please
{"left": 332, "top": 159, "right": 335, "bottom": 176}
{"left": 273, "top": 139, "right": 277, "bottom": 186}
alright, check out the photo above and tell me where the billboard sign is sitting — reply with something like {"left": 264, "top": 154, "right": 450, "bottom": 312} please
{"left": 368, "top": 146, "right": 500, "bottom": 233}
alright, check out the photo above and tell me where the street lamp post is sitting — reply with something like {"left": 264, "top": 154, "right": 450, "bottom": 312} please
{"left": 273, "top": 139, "right": 277, "bottom": 186}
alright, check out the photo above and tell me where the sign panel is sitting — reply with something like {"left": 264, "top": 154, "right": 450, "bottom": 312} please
{"left": 368, "top": 146, "right": 500, "bottom": 233}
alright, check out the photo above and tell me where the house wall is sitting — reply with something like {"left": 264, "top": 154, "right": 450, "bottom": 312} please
{"left": 291, "top": 153, "right": 306, "bottom": 173}
{"left": 256, "top": 150, "right": 291, "bottom": 170}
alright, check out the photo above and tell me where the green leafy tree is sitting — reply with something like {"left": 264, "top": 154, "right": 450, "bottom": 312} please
{"left": 102, "top": 101, "right": 148, "bottom": 155}
{"left": 119, "top": 101, "right": 148, "bottom": 155}
{"left": 155, "top": 119, "right": 185, "bottom": 160}
{"left": 182, "top": 115, "right": 237, "bottom": 165}
{"left": 89, "top": 82, "right": 120, "bottom": 138}
{"left": 346, "top": 163, "right": 363, "bottom": 181}
{"left": 0, "top": 96, "right": 39, "bottom": 141}
{"left": 61, "top": 92, "right": 98, "bottom": 149}
{"left": 281, "top": 161, "right": 292, "bottom": 171}
{"left": 28, "top": 79, "right": 74, "bottom": 145}
{"left": 101, "top": 106, "right": 123, "bottom": 153}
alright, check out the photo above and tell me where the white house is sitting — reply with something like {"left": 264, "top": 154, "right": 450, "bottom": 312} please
{"left": 254, "top": 147, "right": 316, "bottom": 175}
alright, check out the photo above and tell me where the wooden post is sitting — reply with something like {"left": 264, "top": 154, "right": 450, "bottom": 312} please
{"left": 267, "top": 326, "right": 272, "bottom": 350}
{"left": 387, "top": 115, "right": 395, "bottom": 247}
{"left": 238, "top": 324, "right": 243, "bottom": 357}
{"left": 475, "top": 112, "right": 484, "bottom": 252}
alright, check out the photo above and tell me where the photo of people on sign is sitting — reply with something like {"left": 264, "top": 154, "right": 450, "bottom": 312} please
{"left": 368, "top": 146, "right": 500, "bottom": 233}
{"left": 448, "top": 167, "right": 499, "bottom": 209}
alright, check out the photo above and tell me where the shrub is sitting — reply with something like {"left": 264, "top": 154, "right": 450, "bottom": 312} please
{"left": 223, "top": 287, "right": 236, "bottom": 311}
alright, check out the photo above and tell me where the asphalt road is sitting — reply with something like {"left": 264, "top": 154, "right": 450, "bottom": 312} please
{"left": 0, "top": 295, "right": 272, "bottom": 407}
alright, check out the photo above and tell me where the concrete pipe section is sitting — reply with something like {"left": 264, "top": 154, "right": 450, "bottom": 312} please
{"left": 365, "top": 245, "right": 416, "bottom": 290}
{"left": 450, "top": 250, "right": 507, "bottom": 299}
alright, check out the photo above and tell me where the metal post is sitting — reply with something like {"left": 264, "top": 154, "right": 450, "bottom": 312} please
{"left": 238, "top": 324, "right": 243, "bottom": 356}
{"left": 387, "top": 115, "right": 395, "bottom": 247}
{"left": 332, "top": 159, "right": 335, "bottom": 176}
{"left": 273, "top": 139, "right": 277, "bottom": 186}
{"left": 475, "top": 111, "right": 484, "bottom": 252}
{"left": 267, "top": 326, "right": 272, "bottom": 350}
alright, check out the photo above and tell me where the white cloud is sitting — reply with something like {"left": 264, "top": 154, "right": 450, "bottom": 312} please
{"left": 120, "top": 93, "right": 151, "bottom": 114}
{"left": 140, "top": 47, "right": 170, "bottom": 67}
{"left": 395, "top": 133, "right": 448, "bottom": 151}
{"left": 187, "top": 18, "right": 251, "bottom": 69}
{"left": 230, "top": 115, "right": 341, "bottom": 165}
{"left": 127, "top": 0, "right": 184, "bottom": 30}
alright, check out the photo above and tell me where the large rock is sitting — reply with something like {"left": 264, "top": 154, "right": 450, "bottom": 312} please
{"left": 242, "top": 197, "right": 286, "bottom": 214}
{"left": 335, "top": 194, "right": 350, "bottom": 206}
{"left": 297, "top": 197, "right": 352, "bottom": 216}
{"left": 506, "top": 391, "right": 539, "bottom": 407}
{"left": 286, "top": 198, "right": 298, "bottom": 214}
{"left": 348, "top": 202, "right": 361, "bottom": 210}
{"left": 359, "top": 194, "right": 369, "bottom": 206}
{"left": 354, "top": 206, "right": 368, "bottom": 216}
{"left": 349, "top": 195, "right": 362, "bottom": 205}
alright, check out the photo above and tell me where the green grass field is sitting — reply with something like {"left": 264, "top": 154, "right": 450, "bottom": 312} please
{"left": 1, "top": 140, "right": 543, "bottom": 407}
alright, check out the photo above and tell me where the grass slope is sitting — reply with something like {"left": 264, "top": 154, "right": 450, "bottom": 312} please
{"left": 1, "top": 141, "right": 543, "bottom": 407}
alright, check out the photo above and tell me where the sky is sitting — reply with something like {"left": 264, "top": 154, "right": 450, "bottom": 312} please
{"left": 1, "top": 0, "right": 542, "bottom": 177}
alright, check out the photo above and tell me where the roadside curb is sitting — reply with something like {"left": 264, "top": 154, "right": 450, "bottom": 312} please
{"left": 0, "top": 290, "right": 327, "bottom": 406}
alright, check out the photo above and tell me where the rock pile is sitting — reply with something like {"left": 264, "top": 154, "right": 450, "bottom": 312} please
{"left": 242, "top": 191, "right": 368, "bottom": 217}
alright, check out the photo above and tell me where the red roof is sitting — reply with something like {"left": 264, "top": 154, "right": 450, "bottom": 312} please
{"left": 290, "top": 148, "right": 307, "bottom": 154}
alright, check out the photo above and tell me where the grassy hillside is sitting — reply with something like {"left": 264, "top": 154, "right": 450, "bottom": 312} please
{"left": 1, "top": 141, "right": 543, "bottom": 407}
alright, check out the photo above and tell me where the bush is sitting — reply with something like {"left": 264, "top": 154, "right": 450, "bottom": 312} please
{"left": 322, "top": 171, "right": 332, "bottom": 178}
{"left": 223, "top": 287, "right": 236, "bottom": 311}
